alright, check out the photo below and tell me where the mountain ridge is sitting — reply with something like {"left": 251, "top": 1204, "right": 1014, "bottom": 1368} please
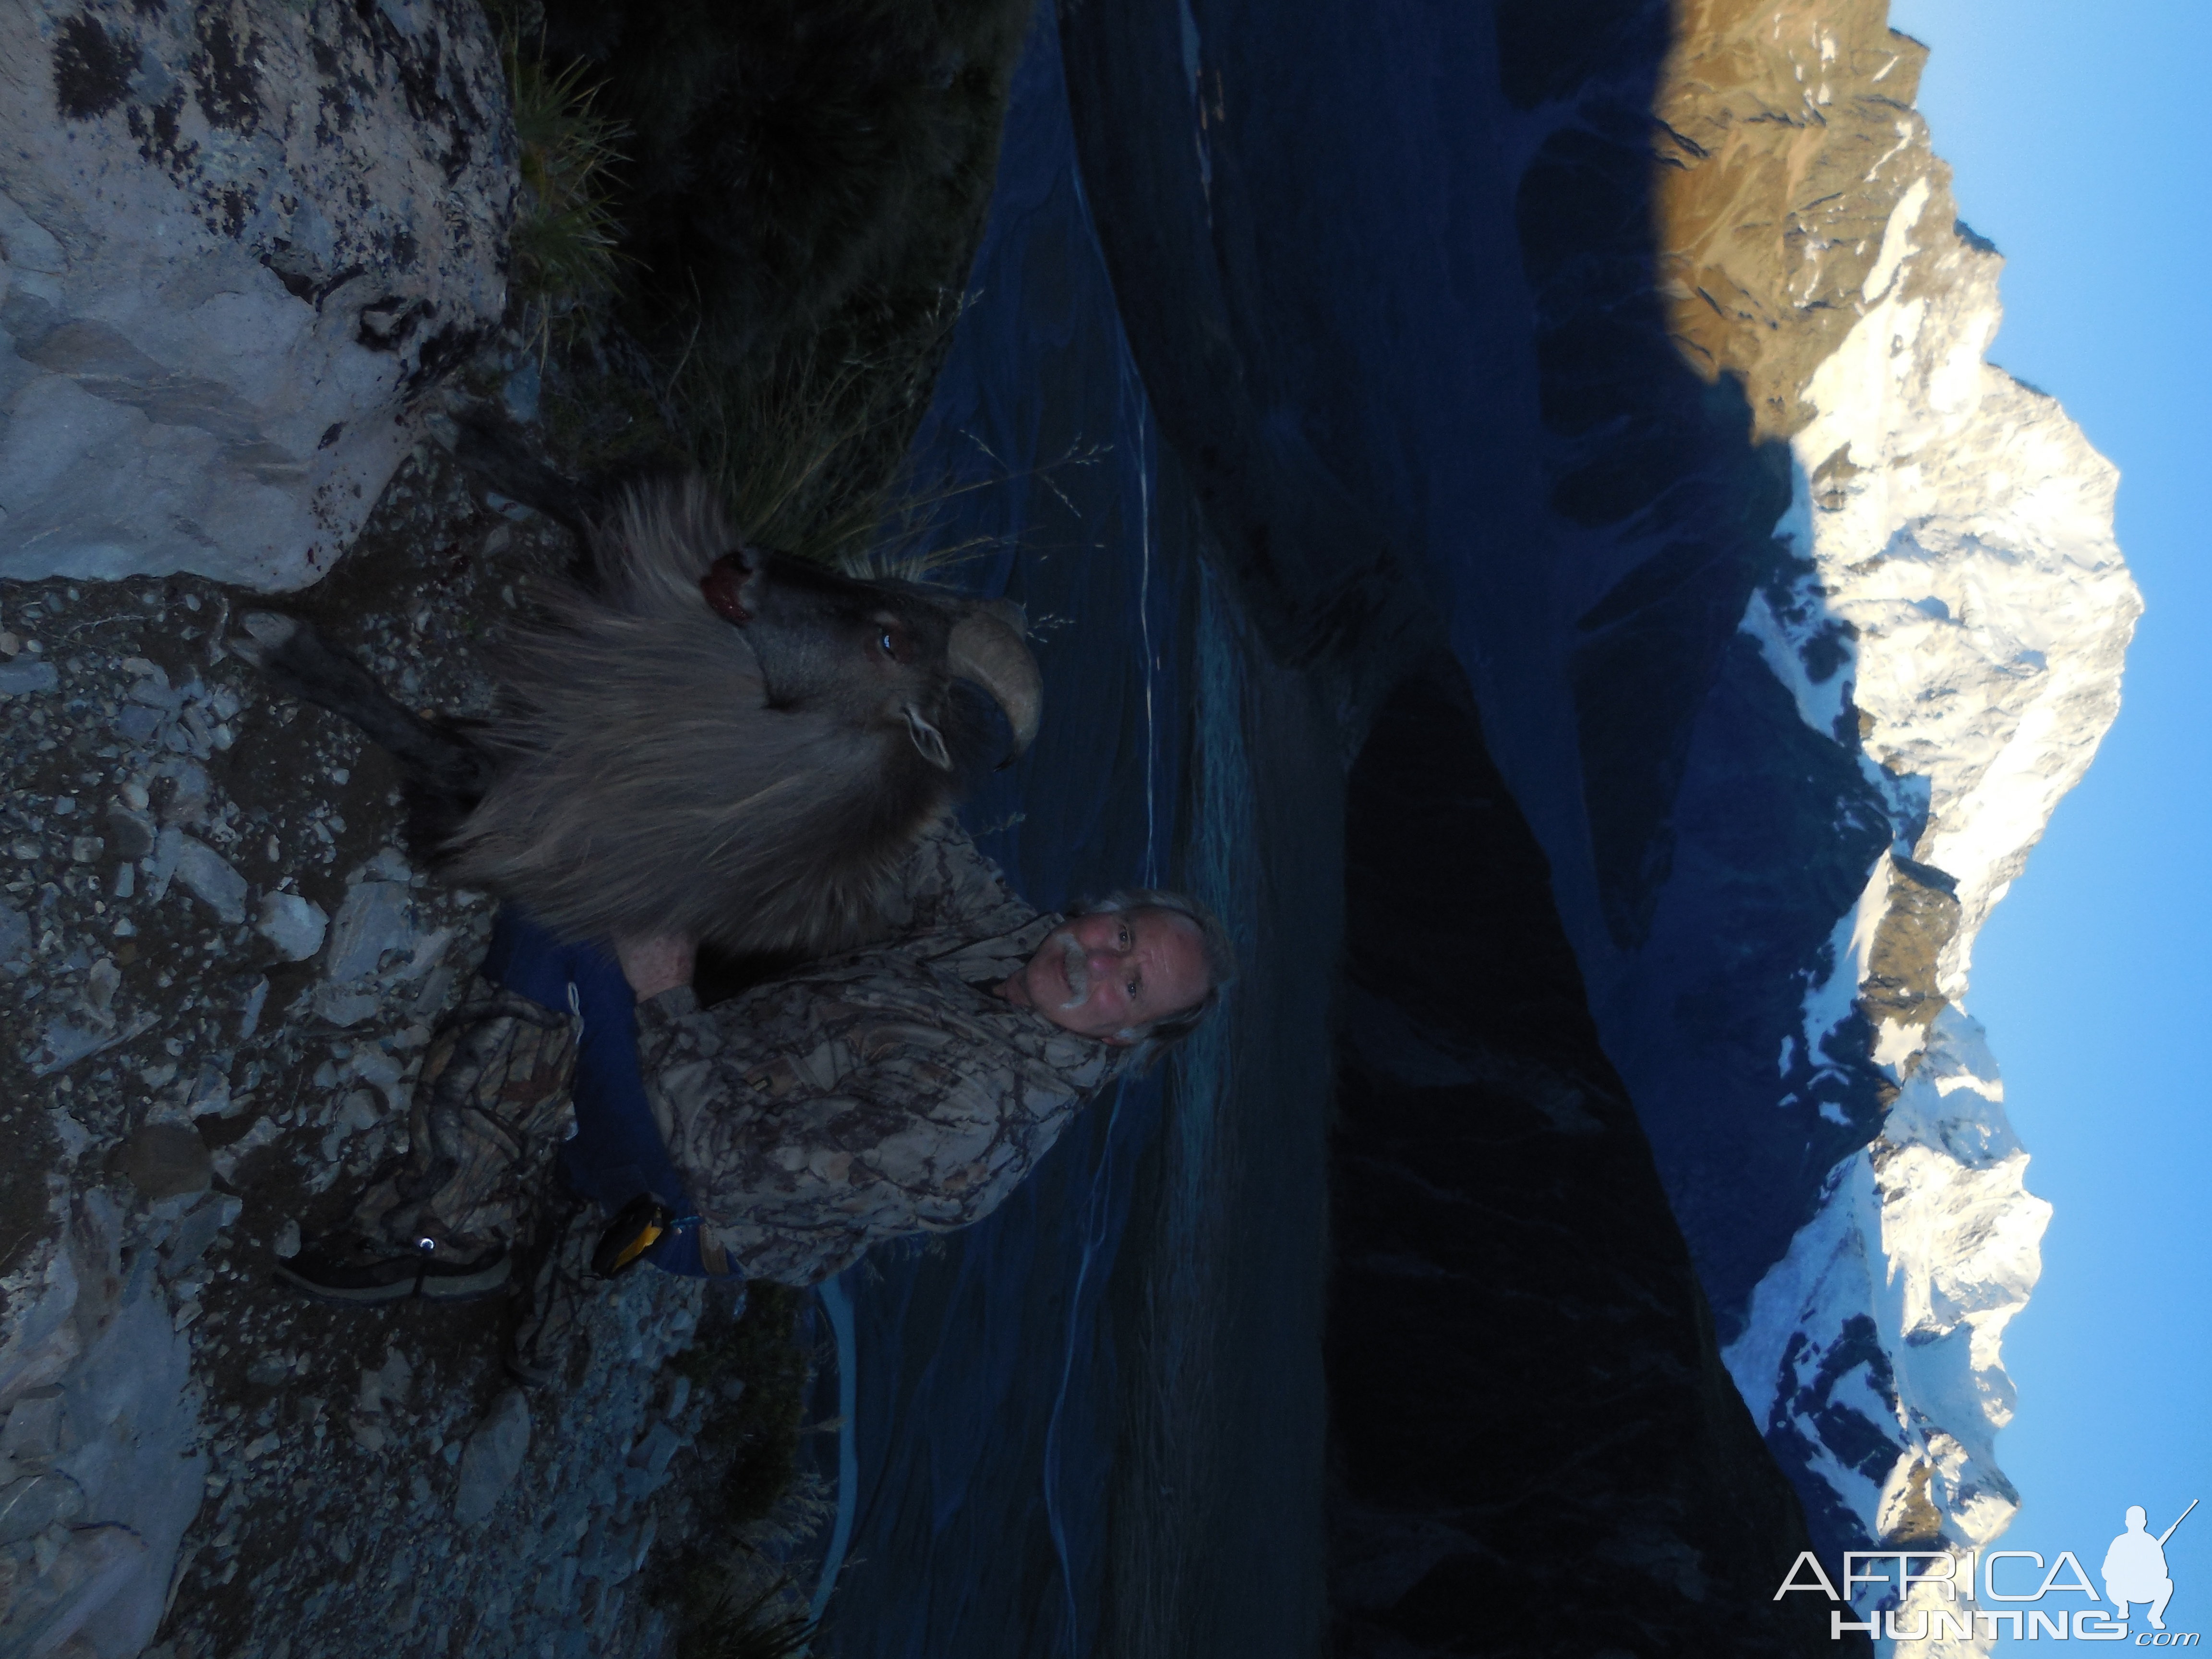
{"left": 1657, "top": 0, "right": 2140, "bottom": 1579}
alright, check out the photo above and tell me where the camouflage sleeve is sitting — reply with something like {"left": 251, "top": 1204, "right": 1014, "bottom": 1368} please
{"left": 633, "top": 982, "right": 1086, "bottom": 1286}
{"left": 893, "top": 816, "right": 1036, "bottom": 938}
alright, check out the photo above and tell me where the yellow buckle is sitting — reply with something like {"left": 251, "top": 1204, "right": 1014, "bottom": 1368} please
{"left": 591, "top": 1195, "right": 673, "bottom": 1278}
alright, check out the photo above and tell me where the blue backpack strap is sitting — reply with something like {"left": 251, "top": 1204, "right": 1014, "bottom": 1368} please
{"left": 480, "top": 907, "right": 691, "bottom": 1226}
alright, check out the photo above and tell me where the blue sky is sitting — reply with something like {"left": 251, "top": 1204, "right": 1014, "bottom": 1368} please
{"left": 1887, "top": 0, "right": 2212, "bottom": 1623}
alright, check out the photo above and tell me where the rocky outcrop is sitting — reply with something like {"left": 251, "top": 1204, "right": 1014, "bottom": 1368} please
{"left": 0, "top": 1190, "right": 217, "bottom": 1659}
{"left": 0, "top": 0, "right": 515, "bottom": 589}
{"left": 1653, "top": 0, "right": 1934, "bottom": 441}
{"left": 0, "top": 452, "right": 760, "bottom": 1658}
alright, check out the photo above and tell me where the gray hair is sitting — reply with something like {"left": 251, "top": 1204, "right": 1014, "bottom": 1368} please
{"left": 1069, "top": 887, "right": 1236, "bottom": 1070}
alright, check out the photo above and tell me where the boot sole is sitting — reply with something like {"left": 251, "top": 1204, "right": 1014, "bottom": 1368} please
{"left": 274, "top": 1251, "right": 513, "bottom": 1306}
{"left": 419, "top": 1254, "right": 515, "bottom": 1302}
{"left": 273, "top": 1261, "right": 420, "bottom": 1305}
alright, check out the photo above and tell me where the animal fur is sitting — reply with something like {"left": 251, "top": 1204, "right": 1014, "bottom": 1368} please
{"left": 240, "top": 471, "right": 1036, "bottom": 961}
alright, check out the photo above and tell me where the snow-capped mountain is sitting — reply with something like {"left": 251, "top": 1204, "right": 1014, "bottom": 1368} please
{"left": 1675, "top": 12, "right": 2142, "bottom": 1564}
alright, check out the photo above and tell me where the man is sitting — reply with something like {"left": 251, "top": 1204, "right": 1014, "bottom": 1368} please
{"left": 280, "top": 817, "right": 1229, "bottom": 1365}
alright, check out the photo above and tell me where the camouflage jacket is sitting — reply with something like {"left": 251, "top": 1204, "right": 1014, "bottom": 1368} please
{"left": 636, "top": 819, "right": 1119, "bottom": 1286}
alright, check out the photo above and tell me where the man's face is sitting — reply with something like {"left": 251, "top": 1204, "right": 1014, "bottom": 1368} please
{"left": 1002, "top": 908, "right": 1210, "bottom": 1044}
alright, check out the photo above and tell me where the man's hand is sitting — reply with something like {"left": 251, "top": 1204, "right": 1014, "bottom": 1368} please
{"left": 614, "top": 933, "right": 696, "bottom": 1000}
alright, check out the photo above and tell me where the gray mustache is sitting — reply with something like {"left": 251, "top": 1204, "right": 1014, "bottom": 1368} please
{"left": 1056, "top": 934, "right": 1091, "bottom": 1010}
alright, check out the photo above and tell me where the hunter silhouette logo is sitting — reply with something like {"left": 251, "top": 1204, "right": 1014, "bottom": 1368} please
{"left": 1774, "top": 1498, "right": 2200, "bottom": 1643}
{"left": 2108, "top": 1502, "right": 2195, "bottom": 1632}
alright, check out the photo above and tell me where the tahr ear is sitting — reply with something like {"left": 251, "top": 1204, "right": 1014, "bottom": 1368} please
{"left": 902, "top": 705, "right": 953, "bottom": 770}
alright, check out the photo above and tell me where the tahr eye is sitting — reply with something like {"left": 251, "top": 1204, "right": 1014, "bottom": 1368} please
{"left": 878, "top": 628, "right": 898, "bottom": 656}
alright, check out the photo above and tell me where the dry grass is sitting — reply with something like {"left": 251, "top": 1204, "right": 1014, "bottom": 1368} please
{"left": 525, "top": 0, "right": 1035, "bottom": 561}
{"left": 505, "top": 41, "right": 631, "bottom": 356}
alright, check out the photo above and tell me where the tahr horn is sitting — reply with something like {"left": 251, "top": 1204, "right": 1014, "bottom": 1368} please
{"left": 947, "top": 601, "right": 1041, "bottom": 764}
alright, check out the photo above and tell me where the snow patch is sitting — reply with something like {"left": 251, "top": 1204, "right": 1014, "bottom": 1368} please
{"left": 1800, "top": 857, "right": 1891, "bottom": 1063}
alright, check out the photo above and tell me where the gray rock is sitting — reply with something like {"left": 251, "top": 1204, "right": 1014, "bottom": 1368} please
{"left": 117, "top": 703, "right": 165, "bottom": 744}
{"left": 0, "top": 659, "right": 60, "bottom": 695}
{"left": 349, "top": 1050, "right": 407, "bottom": 1113}
{"left": 359, "top": 1347, "right": 412, "bottom": 1416}
{"left": 334, "top": 1093, "right": 383, "bottom": 1141}
{"left": 454, "top": 1389, "right": 531, "bottom": 1527}
{"left": 311, "top": 986, "right": 382, "bottom": 1029}
{"left": 255, "top": 893, "right": 328, "bottom": 962}
{"left": 48, "top": 1200, "right": 209, "bottom": 1656}
{"left": 362, "top": 848, "right": 416, "bottom": 884}
{"left": 174, "top": 838, "right": 247, "bottom": 924}
{"left": 157, "top": 762, "right": 212, "bottom": 827}
{"left": 0, "top": 904, "right": 27, "bottom": 965}
{"left": 0, "top": 1387, "right": 66, "bottom": 1463}
{"left": 119, "top": 1123, "right": 211, "bottom": 1201}
{"left": 0, "top": 1524, "right": 152, "bottom": 1657}
{"left": 323, "top": 881, "right": 416, "bottom": 983}
{"left": 179, "top": 706, "right": 216, "bottom": 758}
{"left": 0, "top": 1467, "right": 86, "bottom": 1543}
{"left": 29, "top": 1019, "right": 124, "bottom": 1078}
{"left": 125, "top": 677, "right": 183, "bottom": 713}
{"left": 0, "top": 0, "right": 515, "bottom": 589}
{"left": 627, "top": 1422, "right": 681, "bottom": 1481}
{"left": 238, "top": 976, "right": 270, "bottom": 1040}
{"left": 144, "top": 827, "right": 182, "bottom": 902}
{"left": 78, "top": 959, "right": 119, "bottom": 1023}
{"left": 409, "top": 964, "right": 458, "bottom": 1020}
{"left": 103, "top": 805, "right": 156, "bottom": 862}
{"left": 163, "top": 1194, "right": 242, "bottom": 1278}
{"left": 589, "top": 1467, "right": 621, "bottom": 1517}
{"left": 185, "top": 1060, "right": 235, "bottom": 1120}
{"left": 209, "top": 1116, "right": 282, "bottom": 1184}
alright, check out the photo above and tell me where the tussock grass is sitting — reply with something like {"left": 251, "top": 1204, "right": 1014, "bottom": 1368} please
{"left": 679, "top": 335, "right": 948, "bottom": 571}
{"left": 683, "top": 1578, "right": 816, "bottom": 1659}
{"left": 531, "top": 0, "right": 1035, "bottom": 559}
{"left": 505, "top": 41, "right": 631, "bottom": 355}
{"left": 657, "top": 1286, "right": 837, "bottom": 1656}
{"left": 543, "top": 0, "right": 1031, "bottom": 368}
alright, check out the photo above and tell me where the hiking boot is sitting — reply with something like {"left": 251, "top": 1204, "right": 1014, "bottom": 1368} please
{"left": 277, "top": 1235, "right": 513, "bottom": 1306}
